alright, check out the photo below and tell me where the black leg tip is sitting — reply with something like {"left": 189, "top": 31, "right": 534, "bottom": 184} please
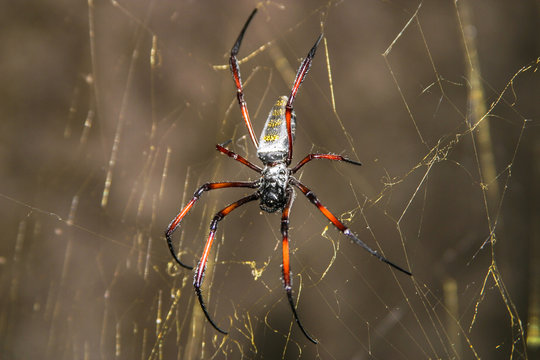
{"left": 195, "top": 287, "right": 229, "bottom": 335}
{"left": 286, "top": 291, "right": 318, "bottom": 344}
{"left": 344, "top": 158, "right": 362, "bottom": 166}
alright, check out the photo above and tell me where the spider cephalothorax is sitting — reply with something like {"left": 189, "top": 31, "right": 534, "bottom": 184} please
{"left": 259, "top": 163, "right": 289, "bottom": 213}
{"left": 165, "top": 8, "right": 411, "bottom": 344}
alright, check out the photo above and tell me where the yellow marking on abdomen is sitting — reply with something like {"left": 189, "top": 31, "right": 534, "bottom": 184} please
{"left": 263, "top": 134, "right": 279, "bottom": 142}
{"left": 267, "top": 119, "right": 282, "bottom": 127}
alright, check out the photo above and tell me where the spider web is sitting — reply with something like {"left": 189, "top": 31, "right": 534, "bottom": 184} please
{"left": 1, "top": 0, "right": 538, "bottom": 359}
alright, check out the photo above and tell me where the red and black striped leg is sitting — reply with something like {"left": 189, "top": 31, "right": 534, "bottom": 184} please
{"left": 291, "top": 153, "right": 362, "bottom": 174}
{"left": 216, "top": 143, "right": 262, "bottom": 173}
{"left": 229, "top": 8, "right": 259, "bottom": 148}
{"left": 285, "top": 34, "right": 323, "bottom": 165}
{"left": 165, "top": 181, "right": 258, "bottom": 269}
{"left": 194, "top": 193, "right": 260, "bottom": 334}
{"left": 281, "top": 189, "right": 318, "bottom": 344}
{"left": 292, "top": 179, "right": 412, "bottom": 277}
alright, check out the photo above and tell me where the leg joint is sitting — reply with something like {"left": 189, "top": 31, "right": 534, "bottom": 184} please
{"left": 209, "top": 219, "right": 219, "bottom": 231}
{"left": 280, "top": 219, "right": 289, "bottom": 234}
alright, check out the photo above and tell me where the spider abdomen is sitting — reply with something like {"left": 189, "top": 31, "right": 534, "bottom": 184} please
{"left": 257, "top": 96, "right": 296, "bottom": 164}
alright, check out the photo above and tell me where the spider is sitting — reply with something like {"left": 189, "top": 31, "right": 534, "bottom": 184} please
{"left": 165, "top": 8, "right": 412, "bottom": 344}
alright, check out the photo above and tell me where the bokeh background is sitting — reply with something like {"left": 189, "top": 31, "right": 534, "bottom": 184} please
{"left": 1, "top": 0, "right": 538, "bottom": 359}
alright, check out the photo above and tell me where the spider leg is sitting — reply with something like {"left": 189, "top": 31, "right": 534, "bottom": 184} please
{"left": 216, "top": 143, "right": 262, "bottom": 173}
{"left": 285, "top": 34, "right": 323, "bottom": 165}
{"left": 194, "top": 193, "right": 260, "bottom": 334}
{"left": 165, "top": 181, "right": 259, "bottom": 269}
{"left": 229, "top": 8, "right": 259, "bottom": 148}
{"left": 292, "top": 179, "right": 412, "bottom": 276}
{"left": 291, "top": 153, "right": 362, "bottom": 174}
{"left": 281, "top": 189, "right": 318, "bottom": 344}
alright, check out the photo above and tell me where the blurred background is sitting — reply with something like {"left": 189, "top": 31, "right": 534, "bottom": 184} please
{"left": 0, "top": 0, "right": 538, "bottom": 359}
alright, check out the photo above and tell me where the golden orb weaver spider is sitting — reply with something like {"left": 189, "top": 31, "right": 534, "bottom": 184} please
{"left": 165, "top": 8, "right": 412, "bottom": 344}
